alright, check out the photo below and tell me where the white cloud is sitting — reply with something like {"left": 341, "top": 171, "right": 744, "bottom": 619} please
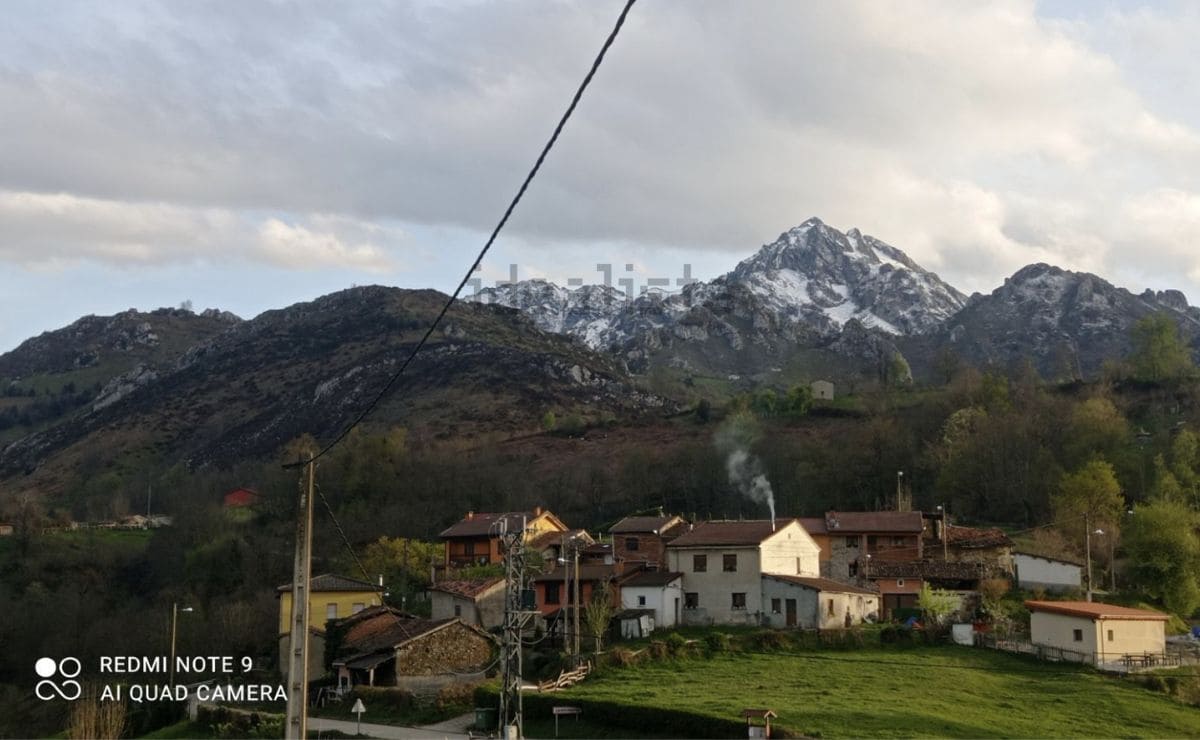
{"left": 0, "top": 0, "right": 1198, "bottom": 303}
{"left": 0, "top": 190, "right": 397, "bottom": 272}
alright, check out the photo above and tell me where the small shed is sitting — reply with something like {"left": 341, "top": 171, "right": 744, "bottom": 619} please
{"left": 1026, "top": 600, "right": 1168, "bottom": 665}
{"left": 811, "top": 380, "right": 835, "bottom": 401}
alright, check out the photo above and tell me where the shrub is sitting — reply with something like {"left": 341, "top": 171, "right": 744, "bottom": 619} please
{"left": 704, "top": 632, "right": 731, "bottom": 653}
{"left": 753, "top": 629, "right": 789, "bottom": 651}
{"left": 647, "top": 640, "right": 669, "bottom": 660}
{"left": 664, "top": 632, "right": 689, "bottom": 657}
{"left": 348, "top": 686, "right": 416, "bottom": 711}
{"left": 607, "top": 648, "right": 639, "bottom": 667}
{"left": 436, "top": 681, "right": 481, "bottom": 712}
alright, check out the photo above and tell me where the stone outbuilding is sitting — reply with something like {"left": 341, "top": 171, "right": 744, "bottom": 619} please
{"left": 429, "top": 577, "right": 506, "bottom": 630}
{"left": 811, "top": 380, "right": 835, "bottom": 401}
{"left": 761, "top": 575, "right": 879, "bottom": 629}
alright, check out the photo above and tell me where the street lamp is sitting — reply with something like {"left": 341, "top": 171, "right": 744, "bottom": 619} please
{"left": 936, "top": 504, "right": 949, "bottom": 561}
{"left": 896, "top": 471, "right": 904, "bottom": 511}
{"left": 169, "top": 602, "right": 194, "bottom": 687}
{"left": 557, "top": 535, "right": 583, "bottom": 659}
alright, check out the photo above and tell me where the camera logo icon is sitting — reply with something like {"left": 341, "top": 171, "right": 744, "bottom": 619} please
{"left": 35, "top": 657, "right": 82, "bottom": 701}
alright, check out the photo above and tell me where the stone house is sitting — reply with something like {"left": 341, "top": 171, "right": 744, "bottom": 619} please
{"left": 532, "top": 563, "right": 623, "bottom": 648}
{"left": 610, "top": 514, "right": 688, "bottom": 570}
{"left": 439, "top": 507, "right": 568, "bottom": 567}
{"left": 761, "top": 575, "right": 879, "bottom": 629}
{"left": 811, "top": 380, "right": 835, "bottom": 401}
{"left": 1026, "top": 601, "right": 1168, "bottom": 665}
{"left": 819, "top": 511, "right": 926, "bottom": 582}
{"left": 666, "top": 519, "right": 820, "bottom": 626}
{"left": 330, "top": 607, "right": 495, "bottom": 693}
{"left": 429, "top": 577, "right": 506, "bottom": 630}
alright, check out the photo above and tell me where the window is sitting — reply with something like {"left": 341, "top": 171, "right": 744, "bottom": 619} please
{"left": 454, "top": 604, "right": 462, "bottom": 617}
{"left": 545, "top": 582, "right": 561, "bottom": 605}
{"left": 796, "top": 557, "right": 803, "bottom": 573}
{"left": 892, "top": 536, "right": 905, "bottom": 546}
{"left": 638, "top": 595, "right": 647, "bottom": 606}
{"left": 625, "top": 537, "right": 640, "bottom": 552}
{"left": 867, "top": 535, "right": 878, "bottom": 548}
{"left": 896, "top": 579, "right": 905, "bottom": 587}
{"left": 848, "top": 562, "right": 859, "bottom": 577}
{"left": 1107, "top": 629, "right": 1114, "bottom": 642}
{"left": 685, "top": 592, "right": 699, "bottom": 609}
{"left": 464, "top": 541, "right": 475, "bottom": 556}
{"left": 732, "top": 592, "right": 747, "bottom": 610}
{"left": 845, "top": 536, "right": 859, "bottom": 548}
{"left": 771, "top": 598, "right": 782, "bottom": 614}
{"left": 351, "top": 602, "right": 365, "bottom": 614}
{"left": 723, "top": 554, "right": 738, "bottom": 572}
{"left": 1073, "top": 629, "right": 1083, "bottom": 642}
{"left": 693, "top": 554, "right": 707, "bottom": 572}
{"left": 326, "top": 603, "right": 338, "bottom": 620}
{"left": 827, "top": 599, "right": 835, "bottom": 617}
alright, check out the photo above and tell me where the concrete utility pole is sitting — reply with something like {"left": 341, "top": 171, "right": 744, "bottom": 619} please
{"left": 285, "top": 453, "right": 315, "bottom": 739}
{"left": 573, "top": 544, "right": 581, "bottom": 659}
{"left": 1084, "top": 511, "right": 1093, "bottom": 603}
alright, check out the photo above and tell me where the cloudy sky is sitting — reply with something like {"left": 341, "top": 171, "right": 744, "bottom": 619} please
{"left": 2, "top": 0, "right": 1200, "bottom": 351}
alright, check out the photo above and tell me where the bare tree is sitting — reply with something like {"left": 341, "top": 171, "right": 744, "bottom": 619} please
{"left": 584, "top": 583, "right": 615, "bottom": 653}
{"left": 67, "top": 684, "right": 126, "bottom": 740}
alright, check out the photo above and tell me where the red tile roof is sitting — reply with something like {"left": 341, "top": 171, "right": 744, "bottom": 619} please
{"left": 531, "top": 564, "right": 621, "bottom": 583}
{"left": 621, "top": 571, "right": 684, "bottom": 587}
{"left": 341, "top": 613, "right": 459, "bottom": 656}
{"left": 944, "top": 525, "right": 1013, "bottom": 549}
{"left": 763, "top": 574, "right": 879, "bottom": 595}
{"left": 527, "top": 528, "right": 592, "bottom": 552}
{"left": 824, "top": 511, "right": 924, "bottom": 534}
{"left": 1025, "top": 601, "right": 1170, "bottom": 621}
{"left": 429, "top": 578, "right": 504, "bottom": 599}
{"left": 798, "top": 517, "right": 828, "bottom": 536}
{"left": 668, "top": 520, "right": 795, "bottom": 547}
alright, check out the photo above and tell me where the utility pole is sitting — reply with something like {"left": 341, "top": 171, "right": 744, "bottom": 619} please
{"left": 498, "top": 517, "right": 532, "bottom": 740}
{"left": 1084, "top": 511, "right": 1093, "bottom": 603}
{"left": 561, "top": 533, "right": 569, "bottom": 651}
{"left": 285, "top": 454, "right": 315, "bottom": 740}
{"left": 573, "top": 544, "right": 581, "bottom": 659}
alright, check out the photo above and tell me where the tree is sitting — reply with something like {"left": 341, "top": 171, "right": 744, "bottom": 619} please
{"left": 584, "top": 583, "right": 615, "bottom": 653}
{"left": 1053, "top": 459, "right": 1125, "bottom": 546}
{"left": 1130, "top": 313, "right": 1193, "bottom": 383}
{"left": 783, "top": 385, "right": 812, "bottom": 418}
{"left": 1124, "top": 499, "right": 1200, "bottom": 616}
{"left": 885, "top": 352, "right": 913, "bottom": 388}
{"left": 541, "top": 411, "right": 557, "bottom": 431}
{"left": 358, "top": 536, "right": 442, "bottom": 609}
{"left": 917, "top": 584, "right": 959, "bottom": 626}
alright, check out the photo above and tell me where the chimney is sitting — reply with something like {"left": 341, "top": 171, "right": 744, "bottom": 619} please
{"left": 771, "top": 516, "right": 776, "bottom": 532}
{"left": 466, "top": 511, "right": 474, "bottom": 520}
{"left": 533, "top": 506, "right": 544, "bottom": 517}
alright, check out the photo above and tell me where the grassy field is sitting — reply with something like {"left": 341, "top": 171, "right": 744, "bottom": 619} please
{"left": 537, "top": 645, "right": 1200, "bottom": 738}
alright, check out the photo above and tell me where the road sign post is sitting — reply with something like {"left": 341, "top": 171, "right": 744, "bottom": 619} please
{"left": 351, "top": 698, "right": 366, "bottom": 735}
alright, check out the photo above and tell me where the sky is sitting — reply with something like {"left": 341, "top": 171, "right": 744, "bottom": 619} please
{"left": 2, "top": 0, "right": 1200, "bottom": 352}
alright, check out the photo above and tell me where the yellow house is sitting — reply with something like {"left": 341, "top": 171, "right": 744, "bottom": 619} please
{"left": 277, "top": 573, "right": 384, "bottom": 679}
{"left": 1026, "top": 600, "right": 1168, "bottom": 665}
{"left": 439, "top": 507, "right": 568, "bottom": 567}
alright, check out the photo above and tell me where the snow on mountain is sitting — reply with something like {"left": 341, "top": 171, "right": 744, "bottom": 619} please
{"left": 468, "top": 218, "right": 966, "bottom": 351}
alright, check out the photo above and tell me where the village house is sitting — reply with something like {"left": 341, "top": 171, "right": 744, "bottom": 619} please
{"left": 666, "top": 519, "right": 821, "bottom": 626}
{"left": 1013, "top": 551, "right": 1083, "bottom": 593}
{"left": 439, "top": 507, "right": 568, "bottom": 567}
{"left": 528, "top": 528, "right": 596, "bottom": 565}
{"left": 222, "top": 487, "right": 260, "bottom": 508}
{"left": 277, "top": 573, "right": 384, "bottom": 680}
{"left": 932, "top": 523, "right": 1014, "bottom": 572}
{"left": 429, "top": 577, "right": 506, "bottom": 630}
{"left": 1026, "top": 600, "right": 1169, "bottom": 666}
{"left": 610, "top": 514, "right": 688, "bottom": 570}
{"left": 618, "top": 570, "right": 684, "bottom": 632}
{"left": 532, "top": 563, "right": 623, "bottom": 647}
{"left": 817, "top": 510, "right": 926, "bottom": 582}
{"left": 761, "top": 575, "right": 879, "bottom": 629}
{"left": 811, "top": 380, "right": 835, "bottom": 401}
{"left": 864, "top": 560, "right": 992, "bottom": 619}
{"left": 329, "top": 606, "right": 494, "bottom": 693}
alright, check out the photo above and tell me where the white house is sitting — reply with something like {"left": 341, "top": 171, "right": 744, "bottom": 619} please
{"left": 811, "top": 380, "right": 835, "bottom": 401}
{"left": 667, "top": 519, "right": 820, "bottom": 626}
{"left": 619, "top": 570, "right": 684, "bottom": 631}
{"left": 1013, "top": 552, "right": 1082, "bottom": 593}
{"left": 761, "top": 575, "right": 879, "bottom": 629}
{"left": 1026, "top": 600, "right": 1168, "bottom": 665}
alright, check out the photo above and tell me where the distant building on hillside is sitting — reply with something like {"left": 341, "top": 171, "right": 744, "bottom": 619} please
{"left": 811, "top": 380, "right": 835, "bottom": 401}
{"left": 223, "top": 487, "right": 260, "bottom": 508}
{"left": 439, "top": 506, "right": 568, "bottom": 567}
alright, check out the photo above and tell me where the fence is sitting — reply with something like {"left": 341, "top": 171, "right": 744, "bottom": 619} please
{"left": 975, "top": 634, "right": 1187, "bottom": 672}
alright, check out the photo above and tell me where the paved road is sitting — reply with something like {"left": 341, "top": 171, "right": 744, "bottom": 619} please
{"left": 309, "top": 713, "right": 472, "bottom": 740}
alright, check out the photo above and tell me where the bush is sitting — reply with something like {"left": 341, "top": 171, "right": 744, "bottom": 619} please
{"left": 197, "top": 706, "right": 282, "bottom": 739}
{"left": 607, "top": 648, "right": 640, "bottom": 668}
{"left": 436, "top": 681, "right": 481, "bottom": 712}
{"left": 647, "top": 640, "right": 669, "bottom": 661}
{"left": 664, "top": 632, "right": 689, "bottom": 657}
{"left": 752, "top": 629, "right": 790, "bottom": 651}
{"left": 348, "top": 686, "right": 416, "bottom": 712}
{"left": 704, "top": 632, "right": 731, "bottom": 653}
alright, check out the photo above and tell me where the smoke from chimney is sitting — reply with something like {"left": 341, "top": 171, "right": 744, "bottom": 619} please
{"left": 715, "top": 414, "right": 776, "bottom": 528}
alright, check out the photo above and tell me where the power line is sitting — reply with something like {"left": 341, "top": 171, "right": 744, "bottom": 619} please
{"left": 285, "top": 0, "right": 638, "bottom": 470}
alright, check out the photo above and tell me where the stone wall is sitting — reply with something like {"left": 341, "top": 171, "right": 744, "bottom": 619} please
{"left": 394, "top": 622, "right": 492, "bottom": 676}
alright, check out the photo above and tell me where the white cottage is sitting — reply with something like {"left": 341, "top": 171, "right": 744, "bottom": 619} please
{"left": 619, "top": 570, "right": 684, "bottom": 630}
{"left": 760, "top": 575, "right": 879, "bottom": 629}
{"left": 667, "top": 519, "right": 820, "bottom": 626}
{"left": 1026, "top": 600, "right": 1168, "bottom": 665}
